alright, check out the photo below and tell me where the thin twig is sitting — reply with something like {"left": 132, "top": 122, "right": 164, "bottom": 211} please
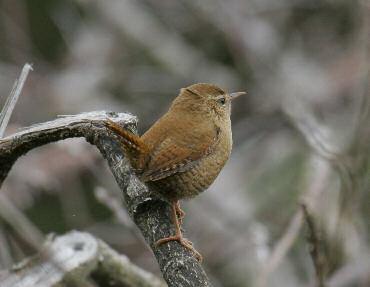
{"left": 0, "top": 63, "right": 33, "bottom": 138}
{"left": 0, "top": 193, "right": 77, "bottom": 285}
{"left": 0, "top": 229, "right": 12, "bottom": 268}
{"left": 257, "top": 156, "right": 330, "bottom": 287}
{"left": 0, "top": 193, "right": 44, "bottom": 252}
{"left": 93, "top": 185, "right": 154, "bottom": 256}
{"left": 257, "top": 209, "right": 304, "bottom": 287}
{"left": 301, "top": 203, "right": 327, "bottom": 287}
{"left": 94, "top": 186, "right": 134, "bottom": 227}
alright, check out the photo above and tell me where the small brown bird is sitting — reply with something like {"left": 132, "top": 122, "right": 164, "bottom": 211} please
{"left": 106, "top": 83, "right": 245, "bottom": 261}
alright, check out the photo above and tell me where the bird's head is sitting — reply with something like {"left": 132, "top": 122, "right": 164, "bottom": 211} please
{"left": 171, "top": 83, "right": 246, "bottom": 122}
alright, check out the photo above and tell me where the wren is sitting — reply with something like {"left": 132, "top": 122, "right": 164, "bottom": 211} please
{"left": 106, "top": 83, "right": 245, "bottom": 261}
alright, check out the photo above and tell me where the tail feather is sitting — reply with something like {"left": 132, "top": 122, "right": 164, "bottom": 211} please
{"left": 105, "top": 119, "right": 148, "bottom": 169}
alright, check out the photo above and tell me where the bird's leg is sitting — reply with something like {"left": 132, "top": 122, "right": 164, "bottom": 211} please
{"left": 155, "top": 201, "right": 203, "bottom": 262}
{"left": 175, "top": 200, "right": 185, "bottom": 225}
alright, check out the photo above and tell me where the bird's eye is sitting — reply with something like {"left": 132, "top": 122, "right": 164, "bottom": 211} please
{"left": 217, "top": 97, "right": 226, "bottom": 106}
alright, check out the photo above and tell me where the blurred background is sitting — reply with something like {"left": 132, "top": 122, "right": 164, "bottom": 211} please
{"left": 0, "top": 0, "right": 369, "bottom": 286}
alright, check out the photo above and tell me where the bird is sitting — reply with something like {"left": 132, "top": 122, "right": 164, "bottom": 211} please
{"left": 105, "top": 83, "right": 245, "bottom": 261}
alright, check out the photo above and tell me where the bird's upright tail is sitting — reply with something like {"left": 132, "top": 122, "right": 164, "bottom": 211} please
{"left": 105, "top": 119, "right": 149, "bottom": 170}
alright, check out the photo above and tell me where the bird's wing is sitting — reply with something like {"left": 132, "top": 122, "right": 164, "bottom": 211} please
{"left": 140, "top": 126, "right": 220, "bottom": 182}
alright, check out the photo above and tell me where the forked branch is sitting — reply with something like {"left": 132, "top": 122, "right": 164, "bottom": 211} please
{"left": 0, "top": 111, "right": 212, "bottom": 287}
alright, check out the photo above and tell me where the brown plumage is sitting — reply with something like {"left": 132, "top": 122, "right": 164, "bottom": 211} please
{"left": 106, "top": 83, "right": 245, "bottom": 261}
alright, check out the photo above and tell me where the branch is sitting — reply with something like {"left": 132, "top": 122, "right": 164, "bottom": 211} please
{"left": 0, "top": 231, "right": 165, "bottom": 287}
{"left": 0, "top": 63, "right": 33, "bottom": 138}
{"left": 257, "top": 156, "right": 330, "bottom": 287}
{"left": 257, "top": 209, "right": 304, "bottom": 287}
{"left": 0, "top": 192, "right": 44, "bottom": 252}
{"left": 301, "top": 203, "right": 327, "bottom": 287}
{"left": 0, "top": 111, "right": 212, "bottom": 286}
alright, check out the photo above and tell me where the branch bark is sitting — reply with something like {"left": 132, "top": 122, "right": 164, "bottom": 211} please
{"left": 0, "top": 111, "right": 212, "bottom": 286}
{"left": 0, "top": 231, "right": 165, "bottom": 287}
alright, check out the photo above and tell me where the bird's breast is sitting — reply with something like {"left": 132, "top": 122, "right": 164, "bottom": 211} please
{"left": 149, "top": 129, "right": 232, "bottom": 201}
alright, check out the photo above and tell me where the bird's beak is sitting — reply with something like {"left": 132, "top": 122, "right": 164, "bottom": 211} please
{"left": 229, "top": 91, "right": 246, "bottom": 100}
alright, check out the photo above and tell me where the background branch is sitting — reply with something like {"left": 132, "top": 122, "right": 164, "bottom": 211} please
{"left": 0, "top": 231, "right": 165, "bottom": 287}
{"left": 0, "top": 63, "right": 32, "bottom": 138}
{"left": 301, "top": 203, "right": 327, "bottom": 287}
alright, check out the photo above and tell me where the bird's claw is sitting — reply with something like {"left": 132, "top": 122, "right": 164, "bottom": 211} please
{"left": 155, "top": 235, "right": 203, "bottom": 262}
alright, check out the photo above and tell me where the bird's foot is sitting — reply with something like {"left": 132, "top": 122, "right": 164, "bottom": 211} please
{"left": 155, "top": 235, "right": 203, "bottom": 262}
